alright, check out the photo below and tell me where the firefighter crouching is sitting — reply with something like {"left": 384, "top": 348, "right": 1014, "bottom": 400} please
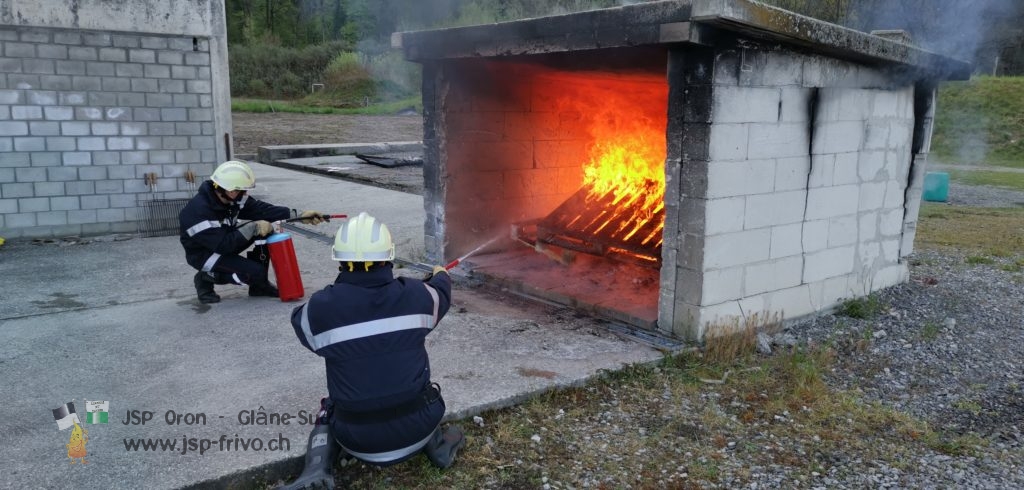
{"left": 179, "top": 160, "right": 326, "bottom": 304}
{"left": 289, "top": 212, "right": 465, "bottom": 472}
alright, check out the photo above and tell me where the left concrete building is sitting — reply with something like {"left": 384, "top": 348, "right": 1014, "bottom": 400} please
{"left": 0, "top": 0, "right": 231, "bottom": 238}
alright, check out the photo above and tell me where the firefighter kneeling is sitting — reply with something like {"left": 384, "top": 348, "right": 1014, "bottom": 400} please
{"left": 283, "top": 212, "right": 464, "bottom": 488}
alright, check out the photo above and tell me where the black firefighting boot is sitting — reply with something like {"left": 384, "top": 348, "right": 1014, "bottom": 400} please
{"left": 279, "top": 398, "right": 340, "bottom": 490}
{"left": 248, "top": 280, "right": 279, "bottom": 298}
{"left": 193, "top": 271, "right": 220, "bottom": 304}
{"left": 423, "top": 425, "right": 465, "bottom": 469}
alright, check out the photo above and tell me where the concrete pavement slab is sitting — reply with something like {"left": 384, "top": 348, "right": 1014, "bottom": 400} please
{"left": 0, "top": 162, "right": 663, "bottom": 489}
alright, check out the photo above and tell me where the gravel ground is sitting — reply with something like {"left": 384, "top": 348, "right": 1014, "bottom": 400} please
{"left": 948, "top": 182, "right": 1024, "bottom": 208}
{"left": 769, "top": 249, "right": 1024, "bottom": 489}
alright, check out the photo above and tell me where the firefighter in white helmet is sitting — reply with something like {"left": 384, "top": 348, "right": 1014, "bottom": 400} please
{"left": 287, "top": 212, "right": 464, "bottom": 479}
{"left": 178, "top": 160, "right": 327, "bottom": 304}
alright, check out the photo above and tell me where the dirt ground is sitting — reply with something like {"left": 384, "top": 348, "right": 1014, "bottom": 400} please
{"left": 231, "top": 112, "right": 424, "bottom": 155}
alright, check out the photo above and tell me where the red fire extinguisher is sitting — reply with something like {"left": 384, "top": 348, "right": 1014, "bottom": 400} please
{"left": 266, "top": 232, "right": 304, "bottom": 301}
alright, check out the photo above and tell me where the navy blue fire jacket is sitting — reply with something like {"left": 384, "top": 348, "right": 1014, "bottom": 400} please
{"left": 178, "top": 180, "right": 291, "bottom": 272}
{"left": 291, "top": 263, "right": 452, "bottom": 463}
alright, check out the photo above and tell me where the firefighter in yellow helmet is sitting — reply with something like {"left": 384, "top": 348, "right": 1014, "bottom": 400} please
{"left": 286, "top": 212, "right": 463, "bottom": 483}
{"left": 178, "top": 160, "right": 326, "bottom": 303}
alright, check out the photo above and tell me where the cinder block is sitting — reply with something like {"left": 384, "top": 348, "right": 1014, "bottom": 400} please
{"left": 75, "top": 107, "right": 103, "bottom": 120}
{"left": 107, "top": 137, "right": 134, "bottom": 150}
{"left": 104, "top": 107, "right": 131, "bottom": 121}
{"left": 148, "top": 122, "right": 175, "bottom": 135}
{"left": 816, "top": 87, "right": 871, "bottom": 121}
{"left": 803, "top": 246, "right": 855, "bottom": 283}
{"left": 82, "top": 33, "right": 111, "bottom": 47}
{"left": 189, "top": 136, "right": 214, "bottom": 149}
{"left": 18, "top": 196, "right": 48, "bottom": 211}
{"left": 773, "top": 156, "right": 808, "bottom": 191}
{"left": 171, "top": 65, "right": 196, "bottom": 80}
{"left": 102, "top": 77, "right": 131, "bottom": 91}
{"left": 37, "top": 44, "right": 68, "bottom": 60}
{"left": 858, "top": 181, "right": 886, "bottom": 211}
{"left": 857, "top": 150, "right": 885, "bottom": 182}
{"left": 0, "top": 121, "right": 28, "bottom": 136}
{"left": 173, "top": 94, "right": 198, "bottom": 107}
{"left": 702, "top": 266, "right": 745, "bottom": 304}
{"left": 117, "top": 92, "right": 146, "bottom": 107}
{"left": 72, "top": 76, "right": 101, "bottom": 91}
{"left": 54, "top": 32, "right": 82, "bottom": 45}
{"left": 15, "top": 166, "right": 46, "bottom": 182}
{"left": 91, "top": 122, "right": 118, "bottom": 135}
{"left": 76, "top": 137, "right": 105, "bottom": 151}
{"left": 68, "top": 209, "right": 98, "bottom": 224}
{"left": 145, "top": 93, "right": 173, "bottom": 107}
{"left": 856, "top": 242, "right": 881, "bottom": 270}
{"left": 80, "top": 195, "right": 109, "bottom": 209}
{"left": 779, "top": 87, "right": 812, "bottom": 123}
{"left": 858, "top": 211, "right": 878, "bottom": 243}
{"left": 769, "top": 222, "right": 803, "bottom": 258}
{"left": 112, "top": 35, "right": 138, "bottom": 48}
{"left": 140, "top": 37, "right": 168, "bottom": 50}
{"left": 812, "top": 120, "right": 863, "bottom": 154}
{"left": 86, "top": 62, "right": 115, "bottom": 77}
{"left": 745, "top": 255, "right": 803, "bottom": 295}
{"left": 184, "top": 52, "right": 210, "bottom": 66}
{"left": 802, "top": 219, "right": 829, "bottom": 252}
{"left": 707, "top": 159, "right": 775, "bottom": 198}
{"left": 60, "top": 121, "right": 90, "bottom": 135}
{"left": 5, "top": 212, "right": 36, "bottom": 227}
{"left": 29, "top": 121, "right": 59, "bottom": 136}
{"left": 157, "top": 51, "right": 183, "bottom": 65}
{"left": 188, "top": 108, "right": 212, "bottom": 121}
{"left": 98, "top": 48, "right": 126, "bottom": 62}
{"left": 133, "top": 107, "right": 161, "bottom": 121}
{"left": 748, "top": 123, "right": 809, "bottom": 159}
{"left": 740, "top": 51, "right": 804, "bottom": 87}
{"left": 38, "top": 211, "right": 69, "bottom": 226}
{"left": 135, "top": 136, "right": 161, "bottom": 150}
{"left": 705, "top": 197, "right": 745, "bottom": 235}
{"left": 883, "top": 181, "right": 904, "bottom": 208}
{"left": 704, "top": 228, "right": 771, "bottom": 269}
{"left": 745, "top": 190, "right": 806, "bottom": 229}
{"left": 97, "top": 208, "right": 125, "bottom": 222}
{"left": 160, "top": 108, "right": 187, "bottom": 121}
{"left": 5, "top": 42, "right": 35, "bottom": 57}
{"left": 49, "top": 196, "right": 79, "bottom": 210}
{"left": 174, "top": 150, "right": 199, "bottom": 163}
{"left": 0, "top": 151, "right": 30, "bottom": 167}
{"left": 115, "top": 63, "right": 144, "bottom": 77}
{"left": 27, "top": 90, "right": 57, "bottom": 105}
{"left": 159, "top": 79, "right": 186, "bottom": 93}
{"left": 162, "top": 136, "right": 188, "bottom": 149}
{"left": 879, "top": 208, "right": 904, "bottom": 236}
{"left": 59, "top": 92, "right": 87, "bottom": 105}
{"left": 2, "top": 182, "right": 33, "bottom": 197}
{"left": 832, "top": 152, "right": 858, "bottom": 185}
{"left": 24, "top": 59, "right": 55, "bottom": 75}
{"left": 88, "top": 92, "right": 116, "bottom": 106}
{"left": 14, "top": 137, "right": 45, "bottom": 151}
{"left": 12, "top": 106, "right": 43, "bottom": 119}
{"left": 56, "top": 60, "right": 86, "bottom": 75}
{"left": 197, "top": 67, "right": 211, "bottom": 80}
{"left": 47, "top": 167, "right": 77, "bottom": 181}
{"left": 144, "top": 64, "right": 170, "bottom": 79}
{"left": 0, "top": 197, "right": 15, "bottom": 213}
{"left": 713, "top": 86, "right": 781, "bottom": 123}
{"left": 808, "top": 154, "right": 834, "bottom": 188}
{"left": 109, "top": 194, "right": 136, "bottom": 207}
{"left": 129, "top": 49, "right": 155, "bottom": 64}
{"left": 92, "top": 151, "right": 120, "bottom": 165}
{"left": 62, "top": 152, "right": 91, "bottom": 166}
{"left": 30, "top": 152, "right": 59, "bottom": 167}
{"left": 186, "top": 80, "right": 211, "bottom": 94}
{"left": 43, "top": 106, "right": 73, "bottom": 120}
{"left": 0, "top": 137, "right": 10, "bottom": 151}
{"left": 805, "top": 185, "right": 859, "bottom": 220}
{"left": 174, "top": 122, "right": 201, "bottom": 135}
{"left": 827, "top": 214, "right": 857, "bottom": 247}
{"left": 107, "top": 165, "right": 135, "bottom": 179}
{"left": 65, "top": 181, "right": 95, "bottom": 195}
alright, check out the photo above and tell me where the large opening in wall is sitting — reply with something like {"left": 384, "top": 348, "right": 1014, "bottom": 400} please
{"left": 441, "top": 47, "right": 669, "bottom": 328}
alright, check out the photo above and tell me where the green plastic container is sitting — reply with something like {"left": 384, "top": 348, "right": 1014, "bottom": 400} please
{"left": 922, "top": 172, "right": 949, "bottom": 202}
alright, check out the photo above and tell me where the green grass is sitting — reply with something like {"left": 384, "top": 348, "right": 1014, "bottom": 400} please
{"left": 948, "top": 169, "right": 1024, "bottom": 191}
{"left": 231, "top": 96, "right": 422, "bottom": 115}
{"left": 965, "top": 255, "right": 995, "bottom": 265}
{"left": 916, "top": 204, "right": 1024, "bottom": 256}
{"left": 835, "top": 294, "right": 886, "bottom": 319}
{"left": 933, "top": 76, "right": 1024, "bottom": 168}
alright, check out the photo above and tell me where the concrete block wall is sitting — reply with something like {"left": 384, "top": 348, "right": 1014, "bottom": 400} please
{"left": 0, "top": 0, "right": 230, "bottom": 239}
{"left": 667, "top": 47, "right": 920, "bottom": 339}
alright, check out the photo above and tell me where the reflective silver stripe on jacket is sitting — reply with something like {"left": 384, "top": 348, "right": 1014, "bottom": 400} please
{"left": 201, "top": 253, "right": 220, "bottom": 272}
{"left": 253, "top": 239, "right": 267, "bottom": 246}
{"left": 423, "top": 283, "right": 440, "bottom": 326}
{"left": 338, "top": 429, "right": 434, "bottom": 464}
{"left": 299, "top": 305, "right": 434, "bottom": 351}
{"left": 186, "top": 220, "right": 221, "bottom": 237}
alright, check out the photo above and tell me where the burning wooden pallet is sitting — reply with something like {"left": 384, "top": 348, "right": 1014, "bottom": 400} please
{"left": 514, "top": 181, "right": 664, "bottom": 269}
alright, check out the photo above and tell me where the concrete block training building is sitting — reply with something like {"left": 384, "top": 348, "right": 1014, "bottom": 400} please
{"left": 0, "top": 0, "right": 231, "bottom": 238}
{"left": 395, "top": 0, "right": 970, "bottom": 340}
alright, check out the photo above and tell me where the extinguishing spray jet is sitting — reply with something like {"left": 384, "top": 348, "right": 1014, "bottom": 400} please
{"left": 443, "top": 235, "right": 502, "bottom": 271}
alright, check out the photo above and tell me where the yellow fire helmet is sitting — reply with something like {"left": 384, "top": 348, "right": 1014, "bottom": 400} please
{"left": 332, "top": 212, "right": 396, "bottom": 262}
{"left": 210, "top": 160, "right": 257, "bottom": 191}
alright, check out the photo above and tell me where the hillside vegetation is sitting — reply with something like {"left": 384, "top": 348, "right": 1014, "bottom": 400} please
{"left": 932, "top": 76, "right": 1024, "bottom": 168}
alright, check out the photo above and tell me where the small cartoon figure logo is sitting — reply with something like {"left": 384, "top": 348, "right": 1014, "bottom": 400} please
{"left": 66, "top": 420, "right": 89, "bottom": 464}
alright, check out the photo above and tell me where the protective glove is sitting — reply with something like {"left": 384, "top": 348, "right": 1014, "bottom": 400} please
{"left": 299, "top": 210, "right": 326, "bottom": 225}
{"left": 423, "top": 265, "right": 449, "bottom": 281}
{"left": 240, "top": 220, "right": 274, "bottom": 239}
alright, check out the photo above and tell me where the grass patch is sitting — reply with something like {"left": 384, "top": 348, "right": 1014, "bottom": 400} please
{"left": 965, "top": 255, "right": 995, "bottom": 265}
{"left": 933, "top": 76, "right": 1024, "bottom": 168}
{"left": 1001, "top": 259, "right": 1024, "bottom": 273}
{"left": 835, "top": 294, "right": 886, "bottom": 319}
{"left": 920, "top": 321, "right": 941, "bottom": 341}
{"left": 916, "top": 203, "right": 1024, "bottom": 256}
{"left": 948, "top": 169, "right": 1024, "bottom": 191}
{"left": 231, "top": 96, "right": 422, "bottom": 115}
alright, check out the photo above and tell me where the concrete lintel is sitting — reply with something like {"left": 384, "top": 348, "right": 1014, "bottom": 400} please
{"left": 257, "top": 141, "right": 423, "bottom": 164}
